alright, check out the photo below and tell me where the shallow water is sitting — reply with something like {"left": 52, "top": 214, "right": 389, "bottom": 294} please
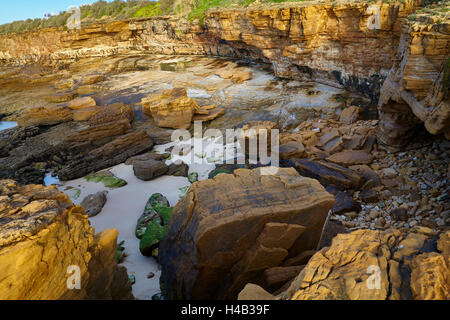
{"left": 43, "top": 173, "right": 61, "bottom": 186}
{"left": 0, "top": 121, "right": 17, "bottom": 131}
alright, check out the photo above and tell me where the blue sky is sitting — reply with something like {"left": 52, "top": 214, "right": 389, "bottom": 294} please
{"left": 0, "top": 0, "right": 114, "bottom": 25}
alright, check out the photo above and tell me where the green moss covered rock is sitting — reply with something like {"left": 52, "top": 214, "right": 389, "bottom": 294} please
{"left": 137, "top": 193, "right": 173, "bottom": 257}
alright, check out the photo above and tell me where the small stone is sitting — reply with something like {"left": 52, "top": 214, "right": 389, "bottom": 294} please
{"left": 360, "top": 189, "right": 379, "bottom": 203}
{"left": 409, "top": 220, "right": 418, "bottom": 227}
{"left": 344, "top": 211, "right": 358, "bottom": 218}
{"left": 369, "top": 210, "right": 380, "bottom": 220}
{"left": 390, "top": 208, "right": 408, "bottom": 221}
{"left": 381, "top": 168, "right": 397, "bottom": 179}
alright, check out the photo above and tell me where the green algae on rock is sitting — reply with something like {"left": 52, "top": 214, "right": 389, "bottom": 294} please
{"left": 85, "top": 170, "right": 127, "bottom": 188}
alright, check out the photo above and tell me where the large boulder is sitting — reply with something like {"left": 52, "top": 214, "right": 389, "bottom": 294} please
{"left": 141, "top": 88, "right": 198, "bottom": 129}
{"left": 159, "top": 167, "right": 335, "bottom": 299}
{"left": 133, "top": 158, "right": 169, "bottom": 181}
{"left": 283, "top": 228, "right": 450, "bottom": 300}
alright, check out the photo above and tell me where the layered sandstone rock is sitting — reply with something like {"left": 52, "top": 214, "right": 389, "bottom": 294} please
{"left": 0, "top": 1, "right": 421, "bottom": 103}
{"left": 17, "top": 105, "right": 73, "bottom": 127}
{"left": 205, "top": 0, "right": 422, "bottom": 99}
{"left": 142, "top": 87, "right": 199, "bottom": 129}
{"left": 0, "top": 180, "right": 133, "bottom": 300}
{"left": 378, "top": 15, "right": 450, "bottom": 146}
{"left": 67, "top": 119, "right": 131, "bottom": 143}
{"left": 59, "top": 130, "right": 153, "bottom": 180}
{"left": 89, "top": 102, "right": 134, "bottom": 125}
{"left": 282, "top": 228, "right": 449, "bottom": 300}
{"left": 159, "top": 167, "right": 334, "bottom": 299}
{"left": 68, "top": 96, "right": 97, "bottom": 110}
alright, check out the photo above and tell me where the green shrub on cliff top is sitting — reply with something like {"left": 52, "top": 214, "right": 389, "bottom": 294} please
{"left": 134, "top": 3, "right": 164, "bottom": 17}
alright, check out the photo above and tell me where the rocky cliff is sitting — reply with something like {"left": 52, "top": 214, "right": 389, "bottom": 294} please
{"left": 0, "top": 179, "right": 133, "bottom": 299}
{"left": 378, "top": 13, "right": 450, "bottom": 147}
{"left": 205, "top": 0, "right": 421, "bottom": 101}
{"left": 0, "top": 0, "right": 423, "bottom": 95}
{"left": 0, "top": 1, "right": 448, "bottom": 146}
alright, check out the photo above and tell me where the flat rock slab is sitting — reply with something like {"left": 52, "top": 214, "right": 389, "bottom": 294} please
{"left": 159, "top": 167, "right": 334, "bottom": 299}
{"left": 287, "top": 158, "right": 364, "bottom": 189}
{"left": 327, "top": 150, "right": 374, "bottom": 166}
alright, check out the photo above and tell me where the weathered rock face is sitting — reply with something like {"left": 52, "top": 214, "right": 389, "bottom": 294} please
{"left": 142, "top": 87, "right": 199, "bottom": 129}
{"left": 205, "top": 1, "right": 421, "bottom": 100}
{"left": 159, "top": 167, "right": 334, "bottom": 299}
{"left": 282, "top": 228, "right": 449, "bottom": 300}
{"left": 0, "top": 180, "right": 133, "bottom": 300}
{"left": 1, "top": 1, "right": 447, "bottom": 149}
{"left": 378, "top": 16, "right": 450, "bottom": 147}
{"left": 0, "top": 1, "right": 420, "bottom": 100}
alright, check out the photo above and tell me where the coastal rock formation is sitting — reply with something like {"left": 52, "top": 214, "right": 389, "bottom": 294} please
{"left": 89, "top": 102, "right": 134, "bottom": 125}
{"left": 378, "top": 15, "right": 450, "bottom": 146}
{"left": 282, "top": 228, "right": 449, "bottom": 300}
{"left": 205, "top": 1, "right": 422, "bottom": 100}
{"left": 133, "top": 158, "right": 169, "bottom": 181}
{"left": 0, "top": 1, "right": 422, "bottom": 102}
{"left": 159, "top": 167, "right": 334, "bottom": 299}
{"left": 142, "top": 88, "right": 198, "bottom": 129}
{"left": 17, "top": 105, "right": 73, "bottom": 127}
{"left": 0, "top": 102, "right": 145, "bottom": 184}
{"left": 80, "top": 191, "right": 108, "bottom": 217}
{"left": 0, "top": 180, "right": 133, "bottom": 300}
{"left": 59, "top": 130, "right": 153, "bottom": 180}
